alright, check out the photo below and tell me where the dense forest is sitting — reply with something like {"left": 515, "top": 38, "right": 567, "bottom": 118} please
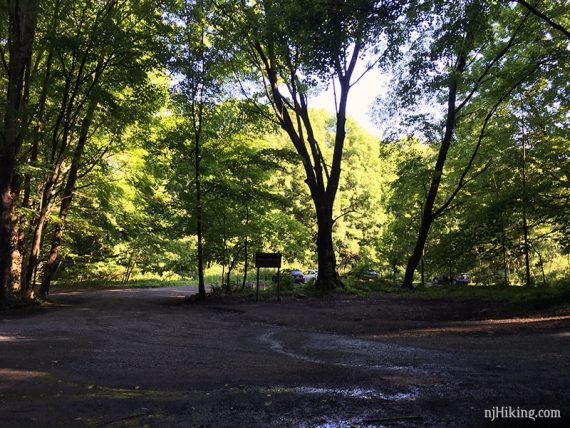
{"left": 0, "top": 0, "right": 568, "bottom": 304}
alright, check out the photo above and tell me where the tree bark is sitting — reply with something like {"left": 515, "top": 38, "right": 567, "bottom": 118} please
{"left": 9, "top": 218, "right": 23, "bottom": 293}
{"left": 21, "top": 204, "right": 50, "bottom": 297}
{"left": 195, "top": 125, "right": 205, "bottom": 300}
{"left": 16, "top": 25, "right": 55, "bottom": 292}
{"left": 21, "top": 23, "right": 99, "bottom": 296}
{"left": 402, "top": 56, "right": 464, "bottom": 288}
{"left": 0, "top": 0, "right": 39, "bottom": 303}
{"left": 241, "top": 205, "right": 249, "bottom": 290}
{"left": 521, "top": 127, "right": 532, "bottom": 287}
{"left": 401, "top": 10, "right": 532, "bottom": 288}
{"left": 314, "top": 199, "right": 338, "bottom": 291}
{"left": 513, "top": 0, "right": 570, "bottom": 39}
{"left": 252, "top": 37, "right": 358, "bottom": 292}
{"left": 39, "top": 99, "right": 97, "bottom": 298}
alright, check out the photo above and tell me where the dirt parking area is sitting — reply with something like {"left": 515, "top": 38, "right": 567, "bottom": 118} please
{"left": 1, "top": 286, "right": 569, "bottom": 427}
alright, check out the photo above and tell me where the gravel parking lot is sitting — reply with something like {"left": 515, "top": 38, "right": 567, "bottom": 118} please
{"left": 1, "top": 286, "right": 569, "bottom": 427}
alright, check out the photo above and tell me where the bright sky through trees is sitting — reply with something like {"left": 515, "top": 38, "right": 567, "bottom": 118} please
{"left": 311, "top": 63, "right": 389, "bottom": 138}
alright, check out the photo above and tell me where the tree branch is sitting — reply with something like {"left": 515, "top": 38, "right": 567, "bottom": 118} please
{"left": 513, "top": 0, "right": 570, "bottom": 39}
{"left": 455, "top": 9, "right": 531, "bottom": 113}
{"left": 433, "top": 64, "right": 541, "bottom": 219}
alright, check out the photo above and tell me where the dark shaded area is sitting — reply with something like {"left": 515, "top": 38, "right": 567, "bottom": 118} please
{"left": 1, "top": 286, "right": 568, "bottom": 427}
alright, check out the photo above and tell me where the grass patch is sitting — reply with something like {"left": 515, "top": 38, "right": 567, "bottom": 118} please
{"left": 344, "top": 277, "right": 570, "bottom": 310}
{"left": 46, "top": 276, "right": 570, "bottom": 312}
{"left": 51, "top": 279, "right": 194, "bottom": 290}
{"left": 343, "top": 277, "right": 399, "bottom": 295}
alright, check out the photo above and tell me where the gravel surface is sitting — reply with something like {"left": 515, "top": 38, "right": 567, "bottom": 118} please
{"left": 1, "top": 286, "right": 569, "bottom": 427}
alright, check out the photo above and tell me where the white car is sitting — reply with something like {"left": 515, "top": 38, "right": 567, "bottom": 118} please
{"left": 304, "top": 269, "right": 318, "bottom": 282}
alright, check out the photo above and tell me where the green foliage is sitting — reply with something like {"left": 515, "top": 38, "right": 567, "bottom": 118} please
{"left": 6, "top": 0, "right": 566, "bottom": 292}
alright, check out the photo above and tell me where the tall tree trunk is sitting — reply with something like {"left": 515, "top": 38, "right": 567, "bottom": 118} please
{"left": 501, "top": 224, "right": 509, "bottom": 286}
{"left": 221, "top": 219, "right": 227, "bottom": 289}
{"left": 493, "top": 174, "right": 509, "bottom": 286}
{"left": 315, "top": 200, "right": 338, "bottom": 291}
{"left": 22, "top": 203, "right": 50, "bottom": 297}
{"left": 9, "top": 218, "right": 23, "bottom": 293}
{"left": 195, "top": 130, "right": 205, "bottom": 300}
{"left": 123, "top": 253, "right": 135, "bottom": 283}
{"left": 241, "top": 205, "right": 249, "bottom": 290}
{"left": 225, "top": 245, "right": 243, "bottom": 291}
{"left": 521, "top": 131, "right": 532, "bottom": 287}
{"left": 9, "top": 170, "right": 24, "bottom": 294}
{"left": 252, "top": 38, "right": 358, "bottom": 292}
{"left": 39, "top": 99, "right": 97, "bottom": 298}
{"left": 21, "top": 123, "right": 70, "bottom": 297}
{"left": 402, "top": 55, "right": 465, "bottom": 288}
{"left": 401, "top": 11, "right": 531, "bottom": 288}
{"left": 420, "top": 251, "right": 425, "bottom": 287}
{"left": 0, "top": 0, "right": 39, "bottom": 303}
{"left": 8, "top": 34, "right": 33, "bottom": 294}
{"left": 22, "top": 54, "right": 81, "bottom": 297}
{"left": 17, "top": 32, "right": 54, "bottom": 292}
{"left": 535, "top": 248, "right": 546, "bottom": 286}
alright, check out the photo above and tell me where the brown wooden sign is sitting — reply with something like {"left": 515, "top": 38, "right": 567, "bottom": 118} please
{"left": 255, "top": 252, "right": 282, "bottom": 302}
{"left": 255, "top": 252, "right": 282, "bottom": 268}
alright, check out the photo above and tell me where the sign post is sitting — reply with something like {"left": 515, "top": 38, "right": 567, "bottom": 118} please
{"left": 255, "top": 252, "right": 282, "bottom": 302}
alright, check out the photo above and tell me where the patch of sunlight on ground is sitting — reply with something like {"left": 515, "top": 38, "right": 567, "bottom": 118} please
{"left": 0, "top": 368, "right": 49, "bottom": 381}
{"left": 0, "top": 335, "right": 36, "bottom": 342}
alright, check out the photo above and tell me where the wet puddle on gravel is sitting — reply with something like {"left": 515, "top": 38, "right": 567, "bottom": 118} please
{"left": 263, "top": 385, "right": 418, "bottom": 401}
{"left": 291, "top": 386, "right": 417, "bottom": 401}
{"left": 258, "top": 329, "right": 447, "bottom": 373}
{"left": 300, "top": 421, "right": 386, "bottom": 428}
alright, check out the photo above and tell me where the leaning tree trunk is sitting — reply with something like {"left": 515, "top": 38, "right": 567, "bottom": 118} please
{"left": 402, "top": 208, "right": 435, "bottom": 289}
{"left": 40, "top": 99, "right": 97, "bottom": 299}
{"left": 22, "top": 202, "right": 50, "bottom": 297}
{"left": 402, "top": 54, "right": 465, "bottom": 289}
{"left": 22, "top": 59, "right": 81, "bottom": 297}
{"left": 402, "top": 12, "right": 533, "bottom": 288}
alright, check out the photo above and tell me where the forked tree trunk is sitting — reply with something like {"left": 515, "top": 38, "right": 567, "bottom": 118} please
{"left": 253, "top": 37, "right": 357, "bottom": 292}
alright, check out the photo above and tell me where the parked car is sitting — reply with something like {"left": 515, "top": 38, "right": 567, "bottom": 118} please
{"left": 289, "top": 269, "right": 305, "bottom": 283}
{"left": 454, "top": 273, "right": 470, "bottom": 285}
{"left": 304, "top": 269, "right": 318, "bottom": 282}
{"left": 433, "top": 273, "right": 470, "bottom": 285}
{"left": 272, "top": 269, "right": 305, "bottom": 284}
